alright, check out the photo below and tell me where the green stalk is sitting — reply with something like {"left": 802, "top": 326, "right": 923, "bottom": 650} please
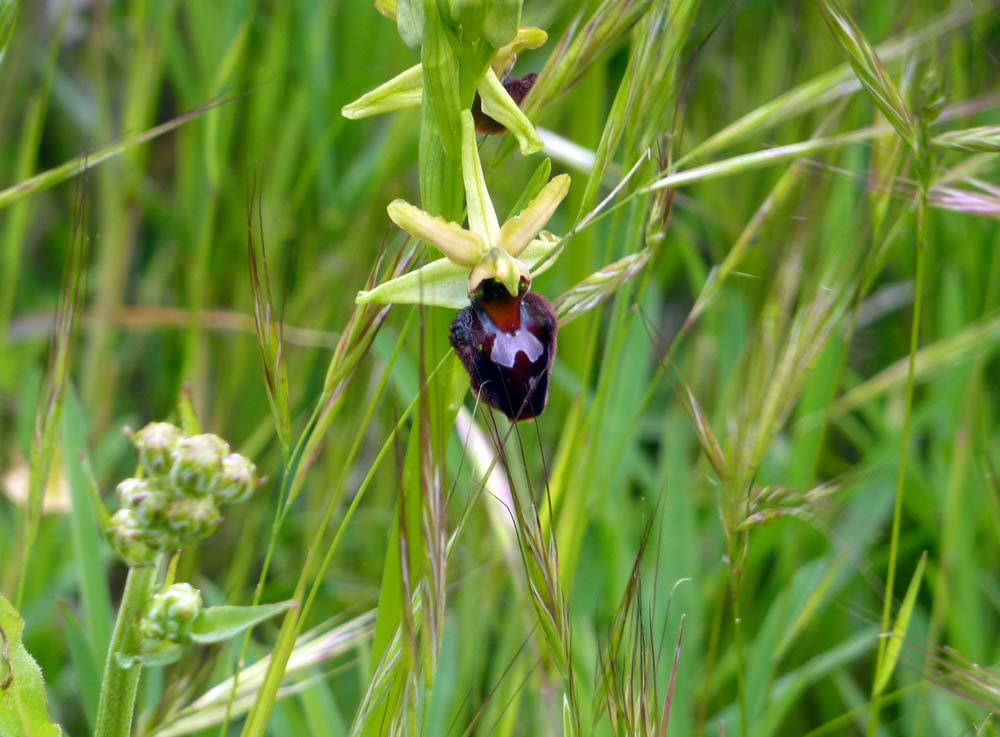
{"left": 867, "top": 186, "right": 929, "bottom": 737}
{"left": 95, "top": 565, "right": 157, "bottom": 737}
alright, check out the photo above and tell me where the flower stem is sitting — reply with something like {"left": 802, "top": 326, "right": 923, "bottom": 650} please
{"left": 95, "top": 564, "right": 156, "bottom": 737}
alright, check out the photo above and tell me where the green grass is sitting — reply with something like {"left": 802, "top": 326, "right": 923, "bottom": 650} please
{"left": 2, "top": 1, "right": 1000, "bottom": 735}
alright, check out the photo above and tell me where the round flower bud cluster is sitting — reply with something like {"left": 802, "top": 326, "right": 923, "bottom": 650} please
{"left": 140, "top": 583, "right": 203, "bottom": 647}
{"left": 106, "top": 422, "right": 260, "bottom": 566}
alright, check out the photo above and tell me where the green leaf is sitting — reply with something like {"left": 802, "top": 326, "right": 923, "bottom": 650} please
{"left": 506, "top": 157, "right": 552, "bottom": 219}
{"left": 873, "top": 551, "right": 927, "bottom": 696}
{"left": 447, "top": 0, "right": 486, "bottom": 38}
{"left": 341, "top": 64, "right": 423, "bottom": 119}
{"left": 481, "top": 0, "right": 520, "bottom": 48}
{"left": 188, "top": 601, "right": 297, "bottom": 645}
{"left": 117, "top": 642, "right": 185, "bottom": 669}
{"left": 421, "top": 5, "right": 462, "bottom": 157}
{"left": 0, "top": 593, "right": 62, "bottom": 737}
{"left": 476, "top": 68, "right": 542, "bottom": 155}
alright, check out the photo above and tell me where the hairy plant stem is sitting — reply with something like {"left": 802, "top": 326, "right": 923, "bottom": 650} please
{"left": 95, "top": 564, "right": 156, "bottom": 737}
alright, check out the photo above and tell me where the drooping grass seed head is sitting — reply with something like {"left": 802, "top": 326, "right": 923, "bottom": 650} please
{"left": 132, "top": 422, "right": 183, "bottom": 478}
{"left": 169, "top": 433, "right": 230, "bottom": 496}
{"left": 213, "top": 453, "right": 259, "bottom": 504}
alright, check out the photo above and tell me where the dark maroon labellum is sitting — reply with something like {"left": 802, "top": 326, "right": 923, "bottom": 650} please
{"left": 450, "top": 279, "right": 557, "bottom": 421}
{"left": 472, "top": 73, "right": 539, "bottom": 136}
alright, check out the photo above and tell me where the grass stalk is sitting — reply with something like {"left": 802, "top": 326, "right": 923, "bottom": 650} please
{"left": 867, "top": 187, "right": 929, "bottom": 737}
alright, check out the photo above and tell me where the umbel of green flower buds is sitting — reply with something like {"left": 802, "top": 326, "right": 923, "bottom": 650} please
{"left": 106, "top": 422, "right": 261, "bottom": 566}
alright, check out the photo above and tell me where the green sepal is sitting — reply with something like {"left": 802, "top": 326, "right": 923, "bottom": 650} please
{"left": 395, "top": 0, "right": 424, "bottom": 48}
{"left": 342, "top": 64, "right": 423, "bottom": 119}
{"left": 0, "top": 594, "right": 62, "bottom": 737}
{"left": 188, "top": 601, "right": 297, "bottom": 645}
{"left": 356, "top": 236, "right": 563, "bottom": 309}
{"left": 477, "top": 68, "right": 542, "bottom": 155}
{"left": 357, "top": 257, "right": 470, "bottom": 308}
{"left": 460, "top": 110, "right": 500, "bottom": 242}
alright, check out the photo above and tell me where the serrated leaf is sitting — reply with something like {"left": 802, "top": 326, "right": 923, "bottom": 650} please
{"left": 189, "top": 601, "right": 296, "bottom": 645}
{"left": 0, "top": 593, "right": 62, "bottom": 737}
{"left": 477, "top": 68, "right": 543, "bottom": 156}
{"left": 386, "top": 199, "right": 485, "bottom": 266}
{"left": 498, "top": 173, "right": 570, "bottom": 257}
{"left": 341, "top": 64, "right": 423, "bottom": 119}
{"left": 873, "top": 552, "right": 927, "bottom": 696}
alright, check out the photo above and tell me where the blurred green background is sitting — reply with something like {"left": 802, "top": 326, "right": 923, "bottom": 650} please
{"left": 1, "top": 1, "right": 999, "bottom": 735}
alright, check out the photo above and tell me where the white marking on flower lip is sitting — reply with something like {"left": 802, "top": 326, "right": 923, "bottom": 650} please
{"left": 490, "top": 329, "right": 543, "bottom": 368}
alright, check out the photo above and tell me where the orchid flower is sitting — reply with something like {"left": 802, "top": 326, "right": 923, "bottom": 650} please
{"left": 342, "top": 27, "right": 548, "bottom": 156}
{"left": 356, "top": 110, "right": 570, "bottom": 308}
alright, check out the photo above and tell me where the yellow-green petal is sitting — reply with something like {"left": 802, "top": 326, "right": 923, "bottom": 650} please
{"left": 468, "top": 247, "right": 529, "bottom": 297}
{"left": 341, "top": 64, "right": 423, "bottom": 119}
{"left": 491, "top": 26, "right": 547, "bottom": 77}
{"left": 477, "top": 68, "right": 543, "bottom": 156}
{"left": 498, "top": 173, "right": 570, "bottom": 257}
{"left": 386, "top": 199, "right": 485, "bottom": 267}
